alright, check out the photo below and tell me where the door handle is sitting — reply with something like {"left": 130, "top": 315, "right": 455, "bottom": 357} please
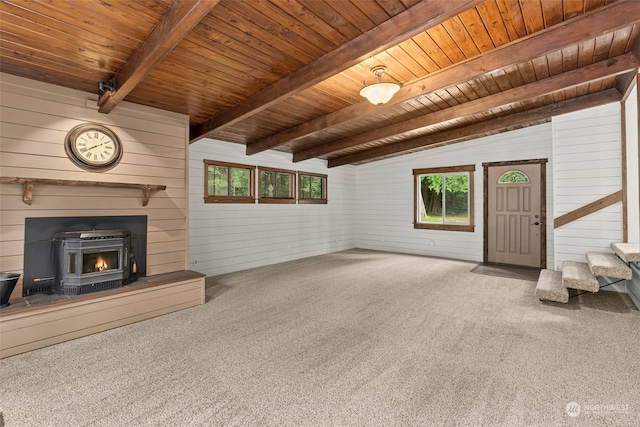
{"left": 531, "top": 222, "right": 540, "bottom": 226}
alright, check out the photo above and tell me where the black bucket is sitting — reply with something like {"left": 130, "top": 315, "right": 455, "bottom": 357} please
{"left": 0, "top": 273, "right": 21, "bottom": 309}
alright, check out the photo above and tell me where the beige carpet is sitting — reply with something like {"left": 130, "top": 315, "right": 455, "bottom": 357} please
{"left": 0, "top": 249, "right": 638, "bottom": 426}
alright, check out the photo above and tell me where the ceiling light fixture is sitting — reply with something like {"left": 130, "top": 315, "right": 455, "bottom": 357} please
{"left": 359, "top": 66, "right": 400, "bottom": 106}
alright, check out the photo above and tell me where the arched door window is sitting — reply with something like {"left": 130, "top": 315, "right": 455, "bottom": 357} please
{"left": 497, "top": 170, "right": 530, "bottom": 184}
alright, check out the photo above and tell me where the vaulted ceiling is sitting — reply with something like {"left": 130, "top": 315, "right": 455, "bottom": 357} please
{"left": 1, "top": 0, "right": 639, "bottom": 166}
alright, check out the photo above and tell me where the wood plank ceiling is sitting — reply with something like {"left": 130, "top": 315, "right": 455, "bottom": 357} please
{"left": 1, "top": 0, "right": 639, "bottom": 166}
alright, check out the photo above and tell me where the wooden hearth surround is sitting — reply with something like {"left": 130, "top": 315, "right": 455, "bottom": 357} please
{"left": 0, "top": 178, "right": 192, "bottom": 358}
{"left": 0, "top": 270, "right": 205, "bottom": 359}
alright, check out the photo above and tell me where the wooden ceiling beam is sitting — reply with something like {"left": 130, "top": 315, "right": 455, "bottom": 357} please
{"left": 615, "top": 33, "right": 640, "bottom": 96}
{"left": 327, "top": 89, "right": 622, "bottom": 167}
{"left": 97, "top": 0, "right": 218, "bottom": 114}
{"left": 616, "top": 71, "right": 639, "bottom": 99}
{"left": 251, "top": 0, "right": 640, "bottom": 155}
{"left": 190, "top": 0, "right": 485, "bottom": 143}
{"left": 295, "top": 52, "right": 639, "bottom": 162}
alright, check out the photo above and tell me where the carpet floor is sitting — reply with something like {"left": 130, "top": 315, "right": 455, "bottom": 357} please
{"left": 0, "top": 249, "right": 638, "bottom": 426}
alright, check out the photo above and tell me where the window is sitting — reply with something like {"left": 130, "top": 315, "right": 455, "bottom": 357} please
{"left": 413, "top": 165, "right": 475, "bottom": 232}
{"left": 204, "top": 160, "right": 254, "bottom": 203}
{"left": 258, "top": 167, "right": 296, "bottom": 203}
{"left": 298, "top": 172, "right": 327, "bottom": 204}
{"left": 498, "top": 170, "right": 530, "bottom": 183}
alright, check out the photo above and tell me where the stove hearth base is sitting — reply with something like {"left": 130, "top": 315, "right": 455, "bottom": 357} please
{"left": 0, "top": 270, "right": 205, "bottom": 359}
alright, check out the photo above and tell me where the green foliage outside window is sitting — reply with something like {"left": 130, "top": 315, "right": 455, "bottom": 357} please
{"left": 204, "top": 161, "right": 329, "bottom": 205}
{"left": 208, "top": 165, "right": 250, "bottom": 197}
{"left": 300, "top": 175, "right": 325, "bottom": 199}
{"left": 420, "top": 174, "right": 469, "bottom": 224}
{"left": 498, "top": 170, "right": 529, "bottom": 183}
{"left": 260, "top": 170, "right": 293, "bottom": 198}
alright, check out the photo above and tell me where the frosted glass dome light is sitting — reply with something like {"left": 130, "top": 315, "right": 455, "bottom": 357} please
{"left": 359, "top": 66, "right": 400, "bottom": 105}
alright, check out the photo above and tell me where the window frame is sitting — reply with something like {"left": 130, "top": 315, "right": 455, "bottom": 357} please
{"left": 298, "top": 172, "right": 328, "bottom": 204}
{"left": 413, "top": 164, "right": 475, "bottom": 232}
{"left": 257, "top": 166, "right": 297, "bottom": 204}
{"left": 203, "top": 159, "right": 255, "bottom": 204}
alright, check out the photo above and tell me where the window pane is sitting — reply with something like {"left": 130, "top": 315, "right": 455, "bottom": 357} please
{"left": 301, "top": 176, "right": 311, "bottom": 198}
{"left": 230, "top": 168, "right": 249, "bottom": 196}
{"left": 419, "top": 175, "right": 443, "bottom": 223}
{"left": 276, "top": 173, "right": 291, "bottom": 197}
{"left": 207, "top": 165, "right": 215, "bottom": 195}
{"left": 204, "top": 160, "right": 254, "bottom": 203}
{"left": 444, "top": 175, "right": 468, "bottom": 223}
{"left": 300, "top": 175, "right": 326, "bottom": 200}
{"left": 498, "top": 170, "right": 529, "bottom": 183}
{"left": 261, "top": 171, "right": 275, "bottom": 197}
{"left": 261, "top": 170, "right": 293, "bottom": 198}
{"left": 211, "top": 166, "right": 229, "bottom": 196}
{"left": 311, "top": 177, "right": 323, "bottom": 198}
{"left": 413, "top": 165, "right": 474, "bottom": 231}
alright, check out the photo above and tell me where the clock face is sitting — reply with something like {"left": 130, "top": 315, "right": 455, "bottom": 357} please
{"left": 65, "top": 124, "right": 123, "bottom": 171}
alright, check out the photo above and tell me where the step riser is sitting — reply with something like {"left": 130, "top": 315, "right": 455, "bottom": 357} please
{"left": 589, "top": 266, "right": 631, "bottom": 281}
{"left": 564, "top": 279, "right": 599, "bottom": 292}
{"left": 535, "top": 270, "right": 568, "bottom": 303}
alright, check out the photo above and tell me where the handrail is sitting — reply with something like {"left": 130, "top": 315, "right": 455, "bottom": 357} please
{"left": 554, "top": 190, "right": 623, "bottom": 228}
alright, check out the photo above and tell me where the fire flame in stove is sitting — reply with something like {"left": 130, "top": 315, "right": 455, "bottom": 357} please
{"left": 95, "top": 256, "right": 108, "bottom": 272}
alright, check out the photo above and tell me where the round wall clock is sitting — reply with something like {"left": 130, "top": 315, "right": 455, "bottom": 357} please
{"left": 64, "top": 123, "right": 123, "bottom": 171}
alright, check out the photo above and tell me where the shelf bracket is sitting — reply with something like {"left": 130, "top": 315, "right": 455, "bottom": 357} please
{"left": 142, "top": 186, "right": 152, "bottom": 207}
{"left": 22, "top": 182, "right": 33, "bottom": 205}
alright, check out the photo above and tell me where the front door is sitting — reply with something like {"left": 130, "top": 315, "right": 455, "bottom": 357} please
{"left": 486, "top": 162, "right": 544, "bottom": 268}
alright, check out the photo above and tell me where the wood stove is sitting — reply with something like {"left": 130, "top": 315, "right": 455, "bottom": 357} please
{"left": 53, "top": 229, "right": 134, "bottom": 295}
{"left": 23, "top": 216, "right": 146, "bottom": 296}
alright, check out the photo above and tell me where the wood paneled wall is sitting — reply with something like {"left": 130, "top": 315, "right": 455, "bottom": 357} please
{"left": 189, "top": 139, "right": 356, "bottom": 277}
{"left": 354, "top": 124, "right": 555, "bottom": 269}
{"left": 624, "top": 82, "right": 639, "bottom": 245}
{"left": 552, "top": 103, "right": 623, "bottom": 270}
{"left": 0, "top": 73, "right": 190, "bottom": 298}
{"left": 624, "top": 79, "right": 640, "bottom": 306}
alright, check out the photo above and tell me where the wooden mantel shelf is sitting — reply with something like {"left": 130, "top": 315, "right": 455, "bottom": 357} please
{"left": 0, "top": 177, "right": 167, "bottom": 206}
